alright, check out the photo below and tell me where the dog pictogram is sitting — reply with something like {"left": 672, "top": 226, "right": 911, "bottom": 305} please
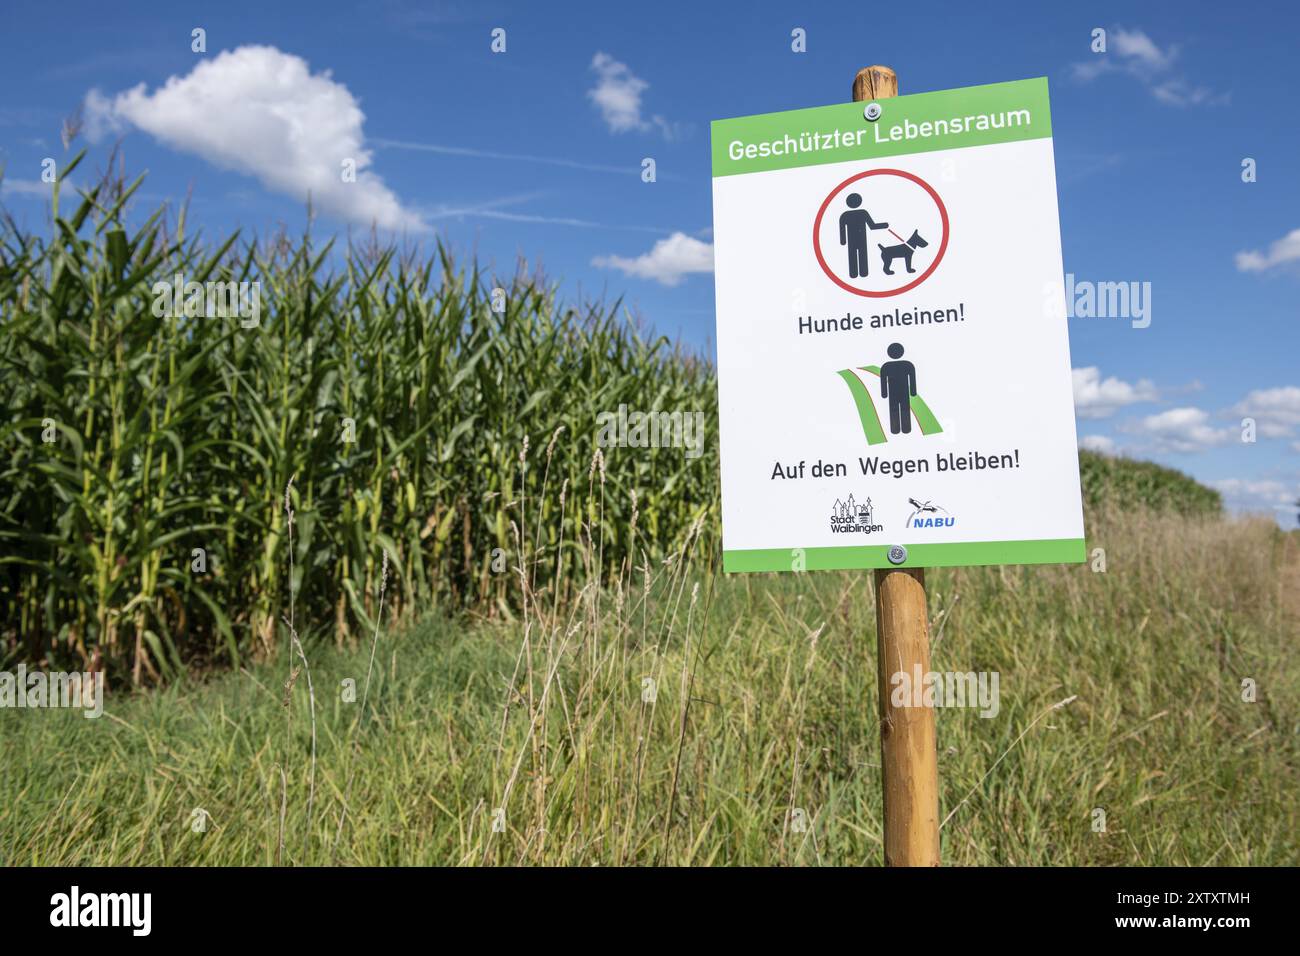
{"left": 878, "top": 229, "right": 929, "bottom": 274}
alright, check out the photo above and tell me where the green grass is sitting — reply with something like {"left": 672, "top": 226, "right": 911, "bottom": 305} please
{"left": 3, "top": 505, "right": 1295, "bottom": 866}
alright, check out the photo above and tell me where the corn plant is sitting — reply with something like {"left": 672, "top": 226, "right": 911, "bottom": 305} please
{"left": 0, "top": 157, "right": 719, "bottom": 684}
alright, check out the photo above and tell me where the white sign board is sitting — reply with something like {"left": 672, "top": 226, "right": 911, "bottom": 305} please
{"left": 710, "top": 78, "right": 1085, "bottom": 572}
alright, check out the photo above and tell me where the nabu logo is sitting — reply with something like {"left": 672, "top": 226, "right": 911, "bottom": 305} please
{"left": 906, "top": 496, "right": 955, "bottom": 528}
{"left": 830, "top": 493, "right": 882, "bottom": 534}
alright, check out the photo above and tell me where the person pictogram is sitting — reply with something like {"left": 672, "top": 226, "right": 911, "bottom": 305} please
{"left": 879, "top": 342, "right": 917, "bottom": 435}
{"left": 838, "top": 193, "right": 889, "bottom": 279}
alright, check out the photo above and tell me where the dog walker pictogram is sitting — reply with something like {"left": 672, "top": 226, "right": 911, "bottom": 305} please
{"left": 812, "top": 168, "right": 949, "bottom": 298}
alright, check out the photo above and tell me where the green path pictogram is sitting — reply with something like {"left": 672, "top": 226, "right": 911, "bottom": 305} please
{"left": 837, "top": 365, "right": 943, "bottom": 444}
{"left": 836, "top": 368, "right": 887, "bottom": 444}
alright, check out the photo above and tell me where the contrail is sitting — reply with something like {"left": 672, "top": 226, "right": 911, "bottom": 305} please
{"left": 372, "top": 138, "right": 640, "bottom": 176}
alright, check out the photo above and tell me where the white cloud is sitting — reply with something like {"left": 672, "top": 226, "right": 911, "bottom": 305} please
{"left": 1230, "top": 385, "right": 1300, "bottom": 438}
{"left": 592, "top": 232, "right": 713, "bottom": 286}
{"left": 1110, "top": 27, "right": 1176, "bottom": 69}
{"left": 1208, "top": 477, "right": 1298, "bottom": 520}
{"left": 0, "top": 177, "right": 72, "bottom": 198}
{"left": 1120, "top": 406, "right": 1235, "bottom": 453}
{"left": 1070, "top": 27, "right": 1173, "bottom": 82}
{"left": 1070, "top": 27, "right": 1227, "bottom": 107}
{"left": 1149, "top": 79, "right": 1226, "bottom": 107}
{"left": 1079, "top": 434, "right": 1117, "bottom": 454}
{"left": 1235, "top": 228, "right": 1300, "bottom": 273}
{"left": 587, "top": 53, "right": 677, "bottom": 138}
{"left": 1072, "top": 366, "right": 1158, "bottom": 418}
{"left": 85, "top": 45, "right": 425, "bottom": 232}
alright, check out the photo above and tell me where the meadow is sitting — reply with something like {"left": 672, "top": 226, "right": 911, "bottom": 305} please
{"left": 2, "top": 159, "right": 1296, "bottom": 866}
{"left": 2, "top": 502, "right": 1295, "bottom": 865}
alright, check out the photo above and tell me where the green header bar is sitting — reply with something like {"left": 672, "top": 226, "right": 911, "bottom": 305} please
{"left": 711, "top": 77, "right": 1052, "bottom": 177}
{"left": 723, "top": 537, "right": 1085, "bottom": 573}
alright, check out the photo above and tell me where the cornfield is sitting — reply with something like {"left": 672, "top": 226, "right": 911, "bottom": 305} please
{"left": 0, "top": 152, "right": 718, "bottom": 685}
{"left": 1078, "top": 446, "right": 1221, "bottom": 517}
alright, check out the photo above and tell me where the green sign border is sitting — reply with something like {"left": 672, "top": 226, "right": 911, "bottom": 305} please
{"left": 723, "top": 537, "right": 1086, "bottom": 573}
{"left": 711, "top": 76, "right": 1052, "bottom": 177}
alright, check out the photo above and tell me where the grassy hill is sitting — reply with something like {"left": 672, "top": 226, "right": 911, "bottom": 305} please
{"left": 1079, "top": 449, "right": 1222, "bottom": 517}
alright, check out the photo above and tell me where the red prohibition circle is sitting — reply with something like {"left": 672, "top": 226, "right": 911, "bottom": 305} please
{"left": 812, "top": 168, "right": 949, "bottom": 298}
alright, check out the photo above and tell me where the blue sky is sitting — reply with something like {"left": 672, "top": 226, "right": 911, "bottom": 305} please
{"left": 2, "top": 0, "right": 1297, "bottom": 526}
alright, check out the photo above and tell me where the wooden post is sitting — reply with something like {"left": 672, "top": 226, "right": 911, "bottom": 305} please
{"left": 872, "top": 565, "right": 940, "bottom": 866}
{"left": 853, "top": 65, "right": 942, "bottom": 867}
{"left": 852, "top": 65, "right": 898, "bottom": 103}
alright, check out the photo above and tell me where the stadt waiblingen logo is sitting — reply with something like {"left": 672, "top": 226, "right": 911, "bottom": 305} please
{"left": 906, "top": 496, "right": 956, "bottom": 528}
{"left": 831, "top": 493, "right": 883, "bottom": 534}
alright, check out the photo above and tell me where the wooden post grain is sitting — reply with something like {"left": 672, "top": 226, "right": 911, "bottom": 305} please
{"left": 872, "top": 565, "right": 939, "bottom": 865}
{"left": 852, "top": 65, "right": 898, "bottom": 104}
{"left": 853, "top": 65, "right": 942, "bottom": 867}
